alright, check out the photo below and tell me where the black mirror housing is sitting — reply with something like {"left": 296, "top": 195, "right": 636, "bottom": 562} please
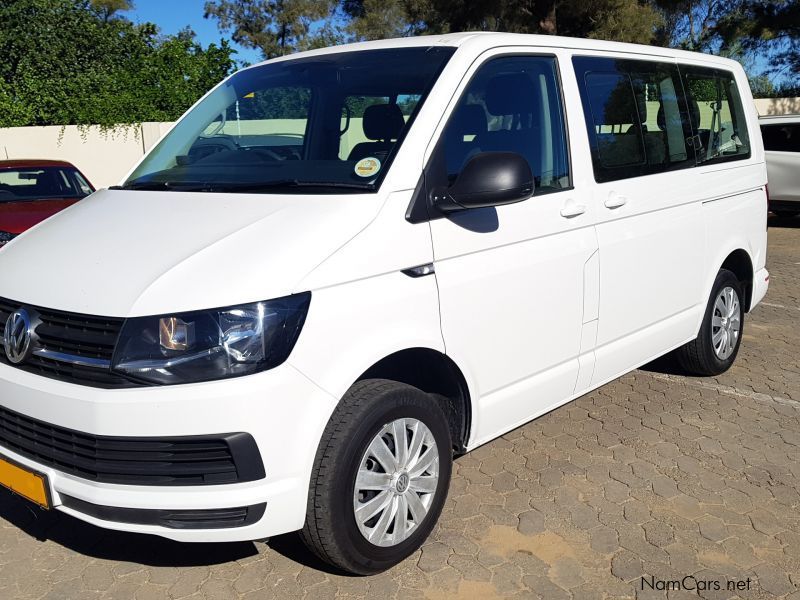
{"left": 433, "top": 152, "right": 533, "bottom": 213}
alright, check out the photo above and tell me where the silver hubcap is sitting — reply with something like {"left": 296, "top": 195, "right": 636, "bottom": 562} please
{"left": 353, "top": 418, "right": 439, "bottom": 547}
{"left": 711, "top": 286, "right": 741, "bottom": 360}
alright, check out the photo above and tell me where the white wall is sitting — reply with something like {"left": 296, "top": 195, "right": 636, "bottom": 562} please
{"left": 754, "top": 97, "right": 800, "bottom": 117}
{"left": 0, "top": 98, "right": 797, "bottom": 189}
{"left": 0, "top": 122, "right": 172, "bottom": 189}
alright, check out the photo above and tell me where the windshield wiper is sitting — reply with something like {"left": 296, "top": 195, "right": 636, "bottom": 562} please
{"left": 225, "top": 180, "right": 376, "bottom": 193}
{"left": 112, "top": 181, "right": 220, "bottom": 192}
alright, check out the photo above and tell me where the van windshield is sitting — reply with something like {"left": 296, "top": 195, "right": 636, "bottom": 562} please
{"left": 122, "top": 47, "right": 455, "bottom": 194}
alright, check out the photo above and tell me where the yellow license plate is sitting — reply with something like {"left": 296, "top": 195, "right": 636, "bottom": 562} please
{"left": 0, "top": 455, "right": 50, "bottom": 509}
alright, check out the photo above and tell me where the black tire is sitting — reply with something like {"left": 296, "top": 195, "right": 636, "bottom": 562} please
{"left": 301, "top": 379, "right": 452, "bottom": 575}
{"left": 773, "top": 210, "right": 800, "bottom": 218}
{"left": 675, "top": 269, "right": 744, "bottom": 376}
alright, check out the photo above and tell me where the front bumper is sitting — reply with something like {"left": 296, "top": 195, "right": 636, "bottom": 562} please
{"left": 0, "top": 361, "right": 337, "bottom": 542}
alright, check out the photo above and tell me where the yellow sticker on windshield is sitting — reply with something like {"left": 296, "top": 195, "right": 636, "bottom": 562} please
{"left": 354, "top": 157, "right": 381, "bottom": 178}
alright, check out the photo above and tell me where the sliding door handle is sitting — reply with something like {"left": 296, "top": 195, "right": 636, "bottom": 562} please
{"left": 604, "top": 193, "right": 627, "bottom": 209}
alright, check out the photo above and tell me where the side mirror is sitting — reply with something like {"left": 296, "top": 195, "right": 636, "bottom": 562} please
{"left": 433, "top": 152, "right": 533, "bottom": 213}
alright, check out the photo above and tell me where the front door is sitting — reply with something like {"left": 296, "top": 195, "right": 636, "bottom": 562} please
{"left": 428, "top": 53, "right": 598, "bottom": 446}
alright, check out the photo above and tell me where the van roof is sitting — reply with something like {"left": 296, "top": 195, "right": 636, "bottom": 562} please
{"left": 252, "top": 31, "right": 744, "bottom": 71}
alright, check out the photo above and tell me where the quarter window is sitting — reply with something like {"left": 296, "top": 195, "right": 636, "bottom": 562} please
{"left": 681, "top": 67, "right": 751, "bottom": 164}
{"left": 438, "top": 56, "right": 570, "bottom": 194}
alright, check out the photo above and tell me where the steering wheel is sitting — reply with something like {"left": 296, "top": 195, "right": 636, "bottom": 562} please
{"left": 246, "top": 147, "right": 284, "bottom": 161}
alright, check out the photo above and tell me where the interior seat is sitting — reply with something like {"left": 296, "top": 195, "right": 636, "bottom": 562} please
{"left": 348, "top": 104, "right": 406, "bottom": 162}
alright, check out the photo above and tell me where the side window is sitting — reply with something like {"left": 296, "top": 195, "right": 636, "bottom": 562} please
{"left": 681, "top": 67, "right": 751, "bottom": 164}
{"left": 573, "top": 56, "right": 693, "bottom": 183}
{"left": 761, "top": 123, "right": 800, "bottom": 153}
{"left": 439, "top": 55, "right": 570, "bottom": 194}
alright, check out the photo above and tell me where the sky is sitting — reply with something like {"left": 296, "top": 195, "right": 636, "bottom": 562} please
{"left": 123, "top": 0, "right": 264, "bottom": 65}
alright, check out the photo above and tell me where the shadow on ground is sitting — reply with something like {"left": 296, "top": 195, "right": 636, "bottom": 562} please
{"left": 639, "top": 351, "right": 686, "bottom": 375}
{"left": 0, "top": 487, "right": 259, "bottom": 567}
{"left": 768, "top": 212, "right": 800, "bottom": 228}
{"left": 0, "top": 486, "right": 350, "bottom": 573}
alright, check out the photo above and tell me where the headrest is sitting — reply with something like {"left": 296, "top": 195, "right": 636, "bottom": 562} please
{"left": 450, "top": 104, "right": 488, "bottom": 136}
{"left": 486, "top": 73, "right": 539, "bottom": 116}
{"left": 363, "top": 104, "right": 406, "bottom": 141}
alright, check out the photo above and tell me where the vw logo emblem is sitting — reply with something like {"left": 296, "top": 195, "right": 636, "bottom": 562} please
{"left": 3, "top": 308, "right": 33, "bottom": 365}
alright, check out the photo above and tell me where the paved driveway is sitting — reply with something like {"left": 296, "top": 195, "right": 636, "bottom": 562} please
{"left": 1, "top": 218, "right": 799, "bottom": 600}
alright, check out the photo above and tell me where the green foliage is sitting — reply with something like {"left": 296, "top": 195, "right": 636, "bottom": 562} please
{"left": 0, "top": 0, "right": 235, "bottom": 128}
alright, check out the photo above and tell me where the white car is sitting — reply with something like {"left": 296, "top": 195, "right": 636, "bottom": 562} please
{"left": 760, "top": 114, "right": 800, "bottom": 217}
{"left": 0, "top": 33, "right": 769, "bottom": 574}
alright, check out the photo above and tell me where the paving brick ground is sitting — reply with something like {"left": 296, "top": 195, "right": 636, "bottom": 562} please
{"left": 1, "top": 217, "right": 799, "bottom": 599}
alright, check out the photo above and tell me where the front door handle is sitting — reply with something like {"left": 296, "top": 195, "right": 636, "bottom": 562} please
{"left": 605, "top": 193, "right": 628, "bottom": 209}
{"left": 560, "top": 199, "right": 586, "bottom": 218}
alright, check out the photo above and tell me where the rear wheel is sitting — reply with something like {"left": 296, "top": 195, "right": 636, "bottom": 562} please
{"left": 675, "top": 269, "right": 744, "bottom": 376}
{"left": 301, "top": 379, "right": 452, "bottom": 575}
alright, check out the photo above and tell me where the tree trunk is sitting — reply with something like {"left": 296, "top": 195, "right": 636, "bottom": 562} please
{"left": 537, "top": 0, "right": 557, "bottom": 35}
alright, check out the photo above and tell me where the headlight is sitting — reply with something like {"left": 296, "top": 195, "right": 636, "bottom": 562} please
{"left": 112, "top": 293, "right": 311, "bottom": 385}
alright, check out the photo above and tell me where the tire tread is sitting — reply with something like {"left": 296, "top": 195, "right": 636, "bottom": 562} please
{"left": 300, "top": 379, "right": 413, "bottom": 570}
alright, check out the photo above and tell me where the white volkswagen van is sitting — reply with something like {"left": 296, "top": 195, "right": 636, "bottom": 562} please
{"left": 0, "top": 33, "right": 769, "bottom": 574}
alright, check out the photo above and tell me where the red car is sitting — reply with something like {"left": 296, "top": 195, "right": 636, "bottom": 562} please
{"left": 0, "top": 160, "right": 95, "bottom": 248}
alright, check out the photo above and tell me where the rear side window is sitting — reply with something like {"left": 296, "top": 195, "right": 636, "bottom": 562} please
{"left": 573, "top": 56, "right": 693, "bottom": 183}
{"left": 681, "top": 66, "right": 751, "bottom": 165}
{"left": 761, "top": 123, "right": 800, "bottom": 152}
{"left": 439, "top": 55, "right": 570, "bottom": 194}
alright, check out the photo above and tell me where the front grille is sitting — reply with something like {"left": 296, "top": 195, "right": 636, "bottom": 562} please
{"left": 0, "top": 297, "right": 136, "bottom": 388}
{"left": 0, "top": 404, "right": 265, "bottom": 485}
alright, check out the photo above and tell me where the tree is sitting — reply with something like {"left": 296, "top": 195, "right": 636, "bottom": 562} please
{"left": 343, "top": 0, "right": 436, "bottom": 39}
{"left": 727, "top": 0, "right": 800, "bottom": 79}
{"left": 89, "top": 0, "right": 134, "bottom": 22}
{"left": 653, "top": 0, "right": 799, "bottom": 80}
{"left": 204, "top": 0, "right": 338, "bottom": 58}
{"left": 203, "top": 0, "right": 799, "bottom": 84}
{"left": 0, "top": 0, "right": 235, "bottom": 128}
{"left": 291, "top": 0, "right": 662, "bottom": 45}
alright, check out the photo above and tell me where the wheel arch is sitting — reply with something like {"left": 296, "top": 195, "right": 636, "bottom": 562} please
{"left": 719, "top": 248, "right": 755, "bottom": 312}
{"left": 357, "top": 348, "right": 472, "bottom": 454}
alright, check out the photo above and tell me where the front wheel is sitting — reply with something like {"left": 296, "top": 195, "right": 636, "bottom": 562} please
{"left": 301, "top": 379, "right": 452, "bottom": 575}
{"left": 675, "top": 268, "right": 744, "bottom": 375}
